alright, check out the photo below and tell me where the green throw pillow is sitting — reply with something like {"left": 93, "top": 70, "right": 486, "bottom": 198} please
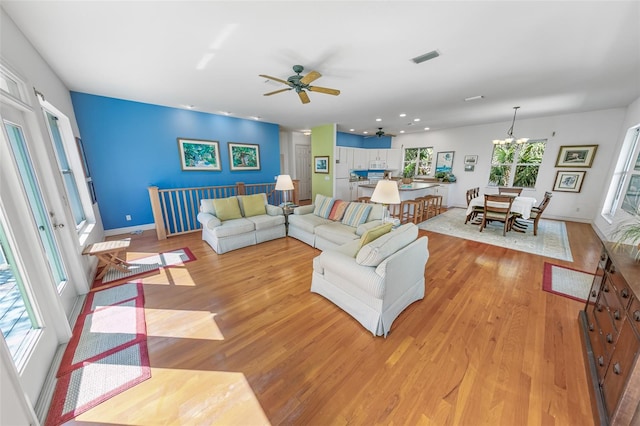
{"left": 242, "top": 194, "right": 267, "bottom": 217}
{"left": 359, "top": 223, "right": 393, "bottom": 248}
{"left": 212, "top": 197, "right": 242, "bottom": 221}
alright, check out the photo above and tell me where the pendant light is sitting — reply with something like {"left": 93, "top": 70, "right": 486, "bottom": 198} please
{"left": 492, "top": 106, "right": 529, "bottom": 145}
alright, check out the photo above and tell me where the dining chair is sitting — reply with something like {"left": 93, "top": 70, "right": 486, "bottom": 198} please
{"left": 498, "top": 187, "right": 523, "bottom": 196}
{"left": 480, "top": 194, "right": 516, "bottom": 236}
{"left": 513, "top": 192, "right": 552, "bottom": 235}
{"left": 465, "top": 187, "right": 483, "bottom": 224}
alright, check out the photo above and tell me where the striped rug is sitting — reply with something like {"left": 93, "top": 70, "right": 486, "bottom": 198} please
{"left": 542, "top": 262, "right": 595, "bottom": 303}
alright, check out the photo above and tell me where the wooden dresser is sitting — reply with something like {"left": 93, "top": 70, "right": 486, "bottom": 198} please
{"left": 579, "top": 242, "right": 640, "bottom": 425}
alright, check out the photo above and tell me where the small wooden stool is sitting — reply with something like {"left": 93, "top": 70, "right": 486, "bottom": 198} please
{"left": 82, "top": 239, "right": 131, "bottom": 280}
{"left": 400, "top": 199, "right": 423, "bottom": 224}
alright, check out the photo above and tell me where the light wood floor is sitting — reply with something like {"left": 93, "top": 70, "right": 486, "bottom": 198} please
{"left": 67, "top": 217, "right": 602, "bottom": 426}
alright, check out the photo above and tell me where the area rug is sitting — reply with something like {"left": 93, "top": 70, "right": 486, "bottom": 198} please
{"left": 543, "top": 262, "right": 595, "bottom": 303}
{"left": 419, "top": 208, "right": 573, "bottom": 261}
{"left": 98, "top": 247, "right": 196, "bottom": 285}
{"left": 46, "top": 282, "right": 150, "bottom": 426}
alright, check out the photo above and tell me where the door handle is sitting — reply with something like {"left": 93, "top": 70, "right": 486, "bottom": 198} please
{"left": 53, "top": 223, "right": 65, "bottom": 229}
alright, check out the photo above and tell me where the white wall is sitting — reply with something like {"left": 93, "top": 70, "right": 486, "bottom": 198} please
{"left": 392, "top": 108, "right": 627, "bottom": 222}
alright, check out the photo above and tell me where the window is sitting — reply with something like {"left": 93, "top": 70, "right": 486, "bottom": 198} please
{"left": 603, "top": 126, "right": 640, "bottom": 219}
{"left": 403, "top": 147, "right": 433, "bottom": 177}
{"left": 489, "top": 139, "right": 546, "bottom": 187}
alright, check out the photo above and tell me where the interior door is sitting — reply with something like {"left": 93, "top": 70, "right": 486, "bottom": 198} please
{"left": 295, "top": 144, "right": 312, "bottom": 200}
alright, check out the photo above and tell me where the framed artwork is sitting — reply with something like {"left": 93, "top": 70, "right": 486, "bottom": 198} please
{"left": 314, "top": 156, "right": 330, "bottom": 174}
{"left": 464, "top": 165, "right": 475, "bottom": 172}
{"left": 555, "top": 145, "right": 598, "bottom": 168}
{"left": 553, "top": 170, "right": 586, "bottom": 193}
{"left": 435, "top": 151, "right": 454, "bottom": 173}
{"left": 464, "top": 155, "right": 478, "bottom": 166}
{"left": 178, "top": 138, "right": 221, "bottom": 171}
{"left": 228, "top": 142, "right": 261, "bottom": 171}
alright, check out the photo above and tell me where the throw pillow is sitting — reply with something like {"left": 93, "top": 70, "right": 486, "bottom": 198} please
{"left": 359, "top": 223, "right": 393, "bottom": 248}
{"left": 201, "top": 199, "right": 216, "bottom": 215}
{"left": 356, "top": 223, "right": 418, "bottom": 267}
{"left": 313, "top": 194, "right": 335, "bottom": 219}
{"left": 241, "top": 194, "right": 267, "bottom": 217}
{"left": 212, "top": 197, "right": 242, "bottom": 221}
{"left": 328, "top": 200, "right": 349, "bottom": 221}
{"left": 341, "top": 203, "right": 373, "bottom": 227}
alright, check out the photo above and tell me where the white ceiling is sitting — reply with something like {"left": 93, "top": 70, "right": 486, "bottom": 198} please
{"left": 3, "top": 1, "right": 640, "bottom": 136}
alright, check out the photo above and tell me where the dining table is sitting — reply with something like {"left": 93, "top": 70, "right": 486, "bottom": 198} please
{"left": 466, "top": 195, "right": 538, "bottom": 220}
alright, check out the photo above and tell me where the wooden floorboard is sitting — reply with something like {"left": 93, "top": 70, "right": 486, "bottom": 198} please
{"left": 67, "top": 218, "right": 601, "bottom": 426}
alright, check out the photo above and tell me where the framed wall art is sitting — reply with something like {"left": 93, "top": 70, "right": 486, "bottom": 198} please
{"left": 464, "top": 155, "right": 478, "bottom": 166}
{"left": 555, "top": 145, "right": 598, "bottom": 168}
{"left": 178, "top": 138, "right": 221, "bottom": 171}
{"left": 228, "top": 142, "right": 261, "bottom": 171}
{"left": 314, "top": 156, "right": 329, "bottom": 174}
{"left": 553, "top": 170, "right": 586, "bottom": 193}
{"left": 435, "top": 151, "right": 454, "bottom": 173}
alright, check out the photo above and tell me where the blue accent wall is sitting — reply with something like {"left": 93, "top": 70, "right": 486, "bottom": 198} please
{"left": 336, "top": 131, "right": 391, "bottom": 148}
{"left": 71, "top": 92, "right": 280, "bottom": 230}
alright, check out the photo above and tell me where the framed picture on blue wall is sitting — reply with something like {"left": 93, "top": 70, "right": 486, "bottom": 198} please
{"left": 178, "top": 138, "right": 221, "bottom": 171}
{"left": 229, "top": 143, "right": 261, "bottom": 171}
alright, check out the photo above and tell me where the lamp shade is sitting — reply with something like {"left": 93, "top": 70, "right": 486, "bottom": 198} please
{"left": 370, "top": 179, "right": 400, "bottom": 204}
{"left": 275, "top": 174, "right": 294, "bottom": 191}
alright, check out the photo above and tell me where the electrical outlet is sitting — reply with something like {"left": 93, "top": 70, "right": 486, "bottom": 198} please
{"left": 125, "top": 215, "right": 132, "bottom": 221}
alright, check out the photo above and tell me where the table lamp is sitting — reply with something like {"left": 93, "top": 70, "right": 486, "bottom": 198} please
{"left": 275, "top": 174, "right": 294, "bottom": 207}
{"left": 370, "top": 179, "right": 401, "bottom": 224}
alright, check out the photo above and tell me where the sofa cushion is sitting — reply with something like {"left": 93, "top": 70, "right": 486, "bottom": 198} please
{"left": 359, "top": 223, "right": 393, "bottom": 248}
{"left": 211, "top": 218, "right": 255, "bottom": 238}
{"left": 315, "top": 222, "right": 362, "bottom": 246}
{"left": 313, "top": 194, "right": 335, "bottom": 219}
{"left": 355, "top": 223, "right": 418, "bottom": 267}
{"left": 246, "top": 213, "right": 285, "bottom": 230}
{"left": 342, "top": 203, "right": 372, "bottom": 227}
{"left": 213, "top": 196, "right": 242, "bottom": 221}
{"left": 288, "top": 213, "right": 331, "bottom": 234}
{"left": 328, "top": 200, "right": 349, "bottom": 221}
{"left": 201, "top": 199, "right": 216, "bottom": 215}
{"left": 240, "top": 194, "right": 267, "bottom": 217}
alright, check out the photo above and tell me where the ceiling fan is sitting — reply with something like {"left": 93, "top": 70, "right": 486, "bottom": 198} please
{"left": 259, "top": 65, "right": 340, "bottom": 104}
{"left": 365, "top": 128, "right": 396, "bottom": 138}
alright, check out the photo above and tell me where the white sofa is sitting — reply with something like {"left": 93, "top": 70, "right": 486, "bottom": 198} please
{"left": 311, "top": 223, "right": 429, "bottom": 337}
{"left": 288, "top": 194, "right": 385, "bottom": 251}
{"left": 196, "top": 193, "right": 285, "bottom": 254}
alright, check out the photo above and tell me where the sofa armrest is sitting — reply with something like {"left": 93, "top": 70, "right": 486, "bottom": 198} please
{"left": 266, "top": 204, "right": 283, "bottom": 216}
{"left": 197, "top": 212, "right": 221, "bottom": 229}
{"left": 294, "top": 205, "right": 315, "bottom": 215}
{"left": 375, "top": 236, "right": 429, "bottom": 301}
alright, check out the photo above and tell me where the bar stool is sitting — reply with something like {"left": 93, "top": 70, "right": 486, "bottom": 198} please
{"left": 422, "top": 196, "right": 438, "bottom": 220}
{"left": 431, "top": 195, "right": 443, "bottom": 216}
{"left": 357, "top": 196, "right": 371, "bottom": 203}
{"left": 400, "top": 199, "right": 423, "bottom": 224}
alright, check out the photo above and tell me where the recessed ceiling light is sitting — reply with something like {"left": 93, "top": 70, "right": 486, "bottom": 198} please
{"left": 464, "top": 95, "right": 484, "bottom": 102}
{"left": 376, "top": 118, "right": 382, "bottom": 122}
{"left": 400, "top": 130, "right": 405, "bottom": 134}
{"left": 252, "top": 116, "right": 261, "bottom": 120}
{"left": 363, "top": 131, "right": 369, "bottom": 134}
{"left": 182, "top": 104, "right": 196, "bottom": 109}
{"left": 349, "top": 129, "right": 355, "bottom": 132}
{"left": 424, "top": 127, "right": 430, "bottom": 131}
{"left": 413, "top": 118, "right": 421, "bottom": 122}
{"left": 399, "top": 113, "right": 407, "bottom": 117}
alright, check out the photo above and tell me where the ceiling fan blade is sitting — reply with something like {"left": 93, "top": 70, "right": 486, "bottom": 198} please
{"left": 308, "top": 86, "right": 340, "bottom": 96}
{"left": 300, "top": 70, "right": 322, "bottom": 85}
{"left": 259, "top": 74, "right": 291, "bottom": 86}
{"left": 298, "top": 91, "right": 310, "bottom": 104}
{"left": 264, "top": 88, "right": 292, "bottom": 96}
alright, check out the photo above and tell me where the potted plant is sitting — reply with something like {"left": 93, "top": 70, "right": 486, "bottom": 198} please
{"left": 402, "top": 164, "right": 414, "bottom": 184}
{"left": 435, "top": 171, "right": 446, "bottom": 181}
{"left": 613, "top": 214, "right": 640, "bottom": 261}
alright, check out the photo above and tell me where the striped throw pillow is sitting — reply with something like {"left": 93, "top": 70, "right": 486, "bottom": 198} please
{"left": 341, "top": 203, "right": 372, "bottom": 227}
{"left": 313, "top": 194, "right": 335, "bottom": 219}
{"left": 328, "top": 200, "right": 349, "bottom": 221}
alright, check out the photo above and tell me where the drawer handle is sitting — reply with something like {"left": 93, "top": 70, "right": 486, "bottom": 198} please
{"left": 621, "top": 288, "right": 629, "bottom": 299}
{"left": 634, "top": 310, "right": 640, "bottom": 322}
{"left": 591, "top": 290, "right": 597, "bottom": 298}
{"left": 597, "top": 303, "right": 604, "bottom": 312}
{"left": 589, "top": 323, "right": 595, "bottom": 331}
{"left": 610, "top": 265, "right": 616, "bottom": 274}
{"left": 606, "top": 333, "right": 614, "bottom": 343}
{"left": 614, "top": 310, "right": 621, "bottom": 320}
{"left": 613, "top": 362, "right": 621, "bottom": 375}
{"left": 604, "top": 285, "right": 610, "bottom": 293}
{"left": 598, "top": 356, "right": 604, "bottom": 366}
{"left": 601, "top": 254, "right": 607, "bottom": 261}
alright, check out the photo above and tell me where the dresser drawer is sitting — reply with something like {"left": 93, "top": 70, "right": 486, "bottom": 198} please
{"left": 607, "top": 263, "right": 633, "bottom": 310}
{"left": 589, "top": 322, "right": 610, "bottom": 383}
{"left": 601, "top": 283, "right": 625, "bottom": 334}
{"left": 601, "top": 320, "right": 640, "bottom": 418}
{"left": 629, "top": 297, "right": 640, "bottom": 335}
{"left": 594, "top": 300, "right": 618, "bottom": 354}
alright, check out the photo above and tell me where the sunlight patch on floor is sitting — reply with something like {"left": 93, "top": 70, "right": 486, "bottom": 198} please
{"left": 75, "top": 369, "right": 271, "bottom": 425}
{"left": 145, "top": 309, "right": 224, "bottom": 340}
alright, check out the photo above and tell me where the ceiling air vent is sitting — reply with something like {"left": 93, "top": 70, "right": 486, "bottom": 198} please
{"left": 411, "top": 50, "right": 440, "bottom": 64}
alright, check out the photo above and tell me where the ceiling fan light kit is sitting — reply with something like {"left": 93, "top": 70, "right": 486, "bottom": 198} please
{"left": 492, "top": 106, "right": 530, "bottom": 145}
{"left": 259, "top": 65, "right": 340, "bottom": 104}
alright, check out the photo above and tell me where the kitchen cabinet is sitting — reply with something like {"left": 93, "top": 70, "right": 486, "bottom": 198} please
{"left": 368, "top": 149, "right": 387, "bottom": 163}
{"left": 335, "top": 178, "right": 351, "bottom": 201}
{"left": 432, "top": 183, "right": 454, "bottom": 207}
{"left": 353, "top": 148, "right": 368, "bottom": 170}
{"left": 387, "top": 149, "right": 402, "bottom": 171}
{"left": 579, "top": 242, "right": 640, "bottom": 425}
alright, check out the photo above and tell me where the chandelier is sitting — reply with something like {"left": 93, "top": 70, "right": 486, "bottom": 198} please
{"left": 492, "top": 106, "right": 529, "bottom": 145}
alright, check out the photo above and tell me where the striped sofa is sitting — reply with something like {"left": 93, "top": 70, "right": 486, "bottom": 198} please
{"left": 288, "top": 194, "right": 385, "bottom": 251}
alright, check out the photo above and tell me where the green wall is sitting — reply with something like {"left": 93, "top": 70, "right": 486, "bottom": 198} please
{"left": 311, "top": 123, "right": 336, "bottom": 200}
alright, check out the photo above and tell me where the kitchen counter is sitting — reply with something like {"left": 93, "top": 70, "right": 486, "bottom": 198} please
{"left": 358, "top": 182, "right": 440, "bottom": 191}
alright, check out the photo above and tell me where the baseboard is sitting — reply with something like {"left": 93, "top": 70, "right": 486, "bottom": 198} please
{"left": 104, "top": 223, "right": 156, "bottom": 237}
